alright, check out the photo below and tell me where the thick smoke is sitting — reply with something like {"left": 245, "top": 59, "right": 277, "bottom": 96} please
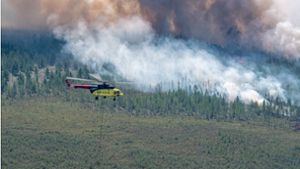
{"left": 140, "top": 0, "right": 300, "bottom": 59}
{"left": 3, "top": 0, "right": 300, "bottom": 104}
{"left": 4, "top": 0, "right": 300, "bottom": 58}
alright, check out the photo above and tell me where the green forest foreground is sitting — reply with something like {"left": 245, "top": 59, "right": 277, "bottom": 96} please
{"left": 2, "top": 30, "right": 300, "bottom": 169}
{"left": 2, "top": 97, "right": 300, "bottom": 169}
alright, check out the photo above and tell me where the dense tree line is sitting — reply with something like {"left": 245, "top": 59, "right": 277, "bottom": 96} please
{"left": 2, "top": 51, "right": 299, "bottom": 123}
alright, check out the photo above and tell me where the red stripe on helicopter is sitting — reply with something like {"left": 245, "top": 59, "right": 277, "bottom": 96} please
{"left": 65, "top": 80, "right": 97, "bottom": 89}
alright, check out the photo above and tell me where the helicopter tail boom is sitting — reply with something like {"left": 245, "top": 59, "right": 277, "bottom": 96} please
{"left": 65, "top": 79, "right": 96, "bottom": 89}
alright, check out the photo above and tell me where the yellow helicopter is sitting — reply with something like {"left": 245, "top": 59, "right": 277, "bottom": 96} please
{"left": 65, "top": 74, "right": 125, "bottom": 101}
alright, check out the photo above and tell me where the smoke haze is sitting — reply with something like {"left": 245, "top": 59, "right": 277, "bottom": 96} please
{"left": 54, "top": 16, "right": 300, "bottom": 104}
{"left": 3, "top": 0, "right": 300, "bottom": 104}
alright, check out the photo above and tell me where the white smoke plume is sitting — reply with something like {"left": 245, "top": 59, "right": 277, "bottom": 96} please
{"left": 261, "top": 0, "right": 300, "bottom": 59}
{"left": 262, "top": 22, "right": 300, "bottom": 59}
{"left": 53, "top": 16, "right": 299, "bottom": 104}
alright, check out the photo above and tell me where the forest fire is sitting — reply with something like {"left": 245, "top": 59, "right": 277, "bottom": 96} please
{"left": 3, "top": 0, "right": 300, "bottom": 104}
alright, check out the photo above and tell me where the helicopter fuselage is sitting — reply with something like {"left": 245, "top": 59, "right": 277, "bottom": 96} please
{"left": 66, "top": 80, "right": 124, "bottom": 100}
{"left": 91, "top": 88, "right": 124, "bottom": 97}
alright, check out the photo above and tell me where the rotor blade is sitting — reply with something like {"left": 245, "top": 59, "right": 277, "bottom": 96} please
{"left": 89, "top": 73, "right": 133, "bottom": 85}
{"left": 89, "top": 74, "right": 105, "bottom": 82}
{"left": 66, "top": 77, "right": 97, "bottom": 83}
{"left": 114, "top": 81, "right": 133, "bottom": 84}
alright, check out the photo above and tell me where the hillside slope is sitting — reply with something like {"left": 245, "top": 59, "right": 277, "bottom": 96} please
{"left": 2, "top": 98, "right": 300, "bottom": 169}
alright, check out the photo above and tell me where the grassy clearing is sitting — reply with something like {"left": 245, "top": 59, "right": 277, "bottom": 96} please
{"left": 2, "top": 97, "right": 300, "bottom": 169}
